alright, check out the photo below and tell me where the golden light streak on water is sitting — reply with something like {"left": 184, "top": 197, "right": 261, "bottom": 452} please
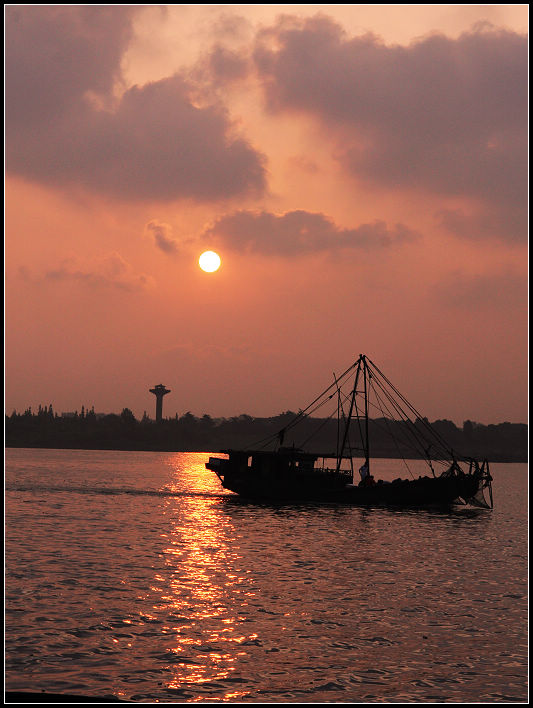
{"left": 149, "top": 455, "right": 260, "bottom": 698}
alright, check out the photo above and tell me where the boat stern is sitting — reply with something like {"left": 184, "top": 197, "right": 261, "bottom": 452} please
{"left": 206, "top": 456, "right": 226, "bottom": 481}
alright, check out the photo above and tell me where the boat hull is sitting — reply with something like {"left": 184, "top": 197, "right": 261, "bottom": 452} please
{"left": 208, "top": 459, "right": 481, "bottom": 507}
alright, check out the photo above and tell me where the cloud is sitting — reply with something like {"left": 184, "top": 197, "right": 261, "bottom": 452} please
{"left": 192, "top": 12, "right": 253, "bottom": 87}
{"left": 434, "top": 268, "right": 527, "bottom": 309}
{"left": 253, "top": 16, "right": 528, "bottom": 242}
{"left": 45, "top": 253, "right": 154, "bottom": 291}
{"left": 204, "top": 44, "right": 250, "bottom": 84}
{"left": 5, "top": 6, "right": 135, "bottom": 128}
{"left": 201, "top": 209, "right": 420, "bottom": 256}
{"left": 145, "top": 220, "right": 179, "bottom": 254}
{"left": 435, "top": 205, "right": 526, "bottom": 245}
{"left": 5, "top": 6, "right": 267, "bottom": 202}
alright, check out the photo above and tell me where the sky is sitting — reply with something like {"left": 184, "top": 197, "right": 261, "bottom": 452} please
{"left": 5, "top": 5, "right": 529, "bottom": 425}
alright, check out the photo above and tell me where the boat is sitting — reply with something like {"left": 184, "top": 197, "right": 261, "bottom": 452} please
{"left": 206, "top": 354, "right": 493, "bottom": 508}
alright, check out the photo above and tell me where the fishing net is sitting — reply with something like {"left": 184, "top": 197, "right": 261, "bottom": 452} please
{"left": 466, "top": 471, "right": 493, "bottom": 508}
{"left": 468, "top": 485, "right": 492, "bottom": 508}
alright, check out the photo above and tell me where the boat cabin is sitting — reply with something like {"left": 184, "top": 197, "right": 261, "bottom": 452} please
{"left": 221, "top": 448, "right": 322, "bottom": 477}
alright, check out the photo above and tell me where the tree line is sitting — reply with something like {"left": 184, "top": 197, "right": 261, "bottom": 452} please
{"left": 5, "top": 405, "right": 527, "bottom": 462}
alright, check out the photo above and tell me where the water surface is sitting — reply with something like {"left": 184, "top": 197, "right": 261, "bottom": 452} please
{"left": 5, "top": 449, "right": 528, "bottom": 702}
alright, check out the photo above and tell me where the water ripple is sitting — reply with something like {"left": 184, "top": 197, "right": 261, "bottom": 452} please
{"left": 5, "top": 450, "right": 528, "bottom": 703}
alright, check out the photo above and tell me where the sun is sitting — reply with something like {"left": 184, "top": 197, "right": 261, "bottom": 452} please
{"left": 198, "top": 250, "right": 221, "bottom": 273}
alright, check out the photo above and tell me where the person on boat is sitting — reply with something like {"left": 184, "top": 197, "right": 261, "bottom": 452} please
{"left": 358, "top": 461, "right": 375, "bottom": 487}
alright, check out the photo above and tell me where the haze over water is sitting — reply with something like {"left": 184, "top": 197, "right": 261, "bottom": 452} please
{"left": 5, "top": 449, "right": 527, "bottom": 703}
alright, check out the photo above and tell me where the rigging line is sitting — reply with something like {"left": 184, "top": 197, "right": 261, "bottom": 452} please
{"left": 267, "top": 389, "right": 349, "bottom": 451}
{"left": 367, "top": 367, "right": 453, "bottom": 458}
{"left": 254, "top": 434, "right": 284, "bottom": 450}
{"left": 279, "top": 373, "right": 362, "bottom": 449}
{"left": 371, "top": 395, "right": 441, "bottom": 462}
{"left": 298, "top": 409, "right": 338, "bottom": 450}
{"left": 368, "top": 379, "right": 423, "bottom": 464}
{"left": 366, "top": 357, "right": 432, "bottom": 423}
{"left": 246, "top": 418, "right": 321, "bottom": 451}
{"left": 280, "top": 359, "right": 359, "bottom": 432}
{"left": 272, "top": 398, "right": 337, "bottom": 446}
{"left": 334, "top": 383, "right": 354, "bottom": 405}
{"left": 367, "top": 373, "right": 428, "bottom": 448}
{"left": 285, "top": 398, "right": 345, "bottom": 441}
{"left": 369, "top": 380, "right": 416, "bottom": 478}
{"left": 282, "top": 359, "right": 359, "bottom": 430}
{"left": 273, "top": 377, "right": 361, "bottom": 452}
{"left": 236, "top": 425, "right": 283, "bottom": 451}
{"left": 353, "top": 385, "right": 365, "bottom": 462}
{"left": 303, "top": 390, "right": 347, "bottom": 419}
{"left": 368, "top": 412, "right": 424, "bottom": 456}
{"left": 366, "top": 365, "right": 443, "bottom": 448}
{"left": 368, "top": 375, "right": 446, "bottom": 463}
{"left": 368, "top": 369, "right": 431, "bottom": 440}
{"left": 366, "top": 357, "right": 459, "bottom": 458}
{"left": 280, "top": 368, "right": 358, "bottom": 436}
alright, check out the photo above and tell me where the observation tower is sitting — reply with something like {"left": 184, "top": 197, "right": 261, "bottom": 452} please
{"left": 149, "top": 384, "right": 171, "bottom": 422}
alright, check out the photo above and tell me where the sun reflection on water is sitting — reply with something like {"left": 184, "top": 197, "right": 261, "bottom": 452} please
{"left": 152, "top": 454, "right": 255, "bottom": 699}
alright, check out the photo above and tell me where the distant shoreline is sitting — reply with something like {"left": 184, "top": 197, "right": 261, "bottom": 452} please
{"left": 5, "top": 444, "right": 527, "bottom": 464}
{"left": 5, "top": 411, "right": 527, "bottom": 464}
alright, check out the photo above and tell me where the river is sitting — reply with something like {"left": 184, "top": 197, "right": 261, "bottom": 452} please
{"left": 5, "top": 449, "right": 528, "bottom": 702}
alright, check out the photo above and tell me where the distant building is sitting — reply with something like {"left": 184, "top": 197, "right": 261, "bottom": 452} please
{"left": 149, "top": 384, "right": 171, "bottom": 422}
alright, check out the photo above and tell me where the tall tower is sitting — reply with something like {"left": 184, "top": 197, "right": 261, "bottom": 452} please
{"left": 149, "top": 384, "right": 171, "bottom": 422}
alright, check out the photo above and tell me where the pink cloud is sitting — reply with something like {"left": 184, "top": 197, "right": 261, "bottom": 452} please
{"left": 253, "top": 17, "right": 527, "bottom": 242}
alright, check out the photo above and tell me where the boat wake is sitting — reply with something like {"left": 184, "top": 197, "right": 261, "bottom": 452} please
{"left": 5, "top": 484, "right": 230, "bottom": 499}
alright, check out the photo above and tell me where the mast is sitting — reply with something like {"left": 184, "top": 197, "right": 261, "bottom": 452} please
{"left": 335, "top": 377, "right": 341, "bottom": 462}
{"left": 336, "top": 355, "right": 363, "bottom": 473}
{"left": 363, "top": 355, "right": 370, "bottom": 473}
{"left": 334, "top": 372, "right": 354, "bottom": 479}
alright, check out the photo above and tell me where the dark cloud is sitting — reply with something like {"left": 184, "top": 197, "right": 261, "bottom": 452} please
{"left": 202, "top": 13, "right": 253, "bottom": 82}
{"left": 5, "top": 6, "right": 135, "bottom": 128}
{"left": 202, "top": 209, "right": 420, "bottom": 256}
{"left": 436, "top": 205, "right": 526, "bottom": 244}
{"left": 205, "top": 44, "right": 250, "bottom": 84}
{"left": 5, "top": 6, "right": 267, "bottom": 202}
{"left": 145, "top": 220, "right": 179, "bottom": 254}
{"left": 253, "top": 16, "right": 527, "bottom": 242}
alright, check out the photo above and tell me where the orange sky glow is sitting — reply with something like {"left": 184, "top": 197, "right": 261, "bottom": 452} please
{"left": 5, "top": 5, "right": 528, "bottom": 425}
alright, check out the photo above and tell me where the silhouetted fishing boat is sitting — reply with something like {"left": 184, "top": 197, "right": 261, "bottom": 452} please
{"left": 206, "top": 355, "right": 493, "bottom": 508}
